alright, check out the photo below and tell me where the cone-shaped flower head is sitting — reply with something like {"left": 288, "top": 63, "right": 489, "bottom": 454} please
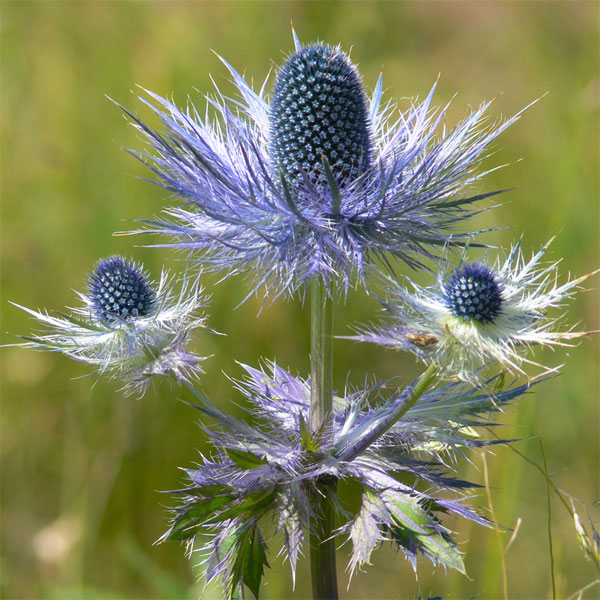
{"left": 89, "top": 256, "right": 155, "bottom": 324}
{"left": 270, "top": 44, "right": 372, "bottom": 186}
{"left": 123, "top": 33, "right": 535, "bottom": 297}
{"left": 347, "top": 237, "right": 597, "bottom": 383}
{"left": 12, "top": 257, "right": 210, "bottom": 395}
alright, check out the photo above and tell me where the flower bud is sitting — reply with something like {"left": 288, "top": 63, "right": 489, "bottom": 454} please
{"left": 89, "top": 256, "right": 155, "bottom": 325}
{"left": 444, "top": 264, "right": 503, "bottom": 325}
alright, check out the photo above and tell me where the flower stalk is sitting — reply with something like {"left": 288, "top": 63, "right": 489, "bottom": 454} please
{"left": 336, "top": 362, "right": 439, "bottom": 462}
{"left": 309, "top": 277, "right": 339, "bottom": 600}
{"left": 309, "top": 278, "right": 333, "bottom": 438}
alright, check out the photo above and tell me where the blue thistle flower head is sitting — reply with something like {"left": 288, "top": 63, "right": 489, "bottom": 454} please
{"left": 11, "top": 257, "right": 211, "bottom": 395}
{"left": 89, "top": 256, "right": 155, "bottom": 325}
{"left": 443, "top": 263, "right": 503, "bottom": 325}
{"left": 347, "top": 237, "right": 598, "bottom": 383}
{"left": 121, "top": 31, "right": 536, "bottom": 297}
{"left": 270, "top": 44, "right": 372, "bottom": 186}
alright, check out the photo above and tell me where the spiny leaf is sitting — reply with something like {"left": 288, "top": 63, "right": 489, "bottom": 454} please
{"left": 228, "top": 522, "right": 270, "bottom": 599}
{"left": 277, "top": 486, "right": 304, "bottom": 587}
{"left": 385, "top": 491, "right": 465, "bottom": 573}
{"left": 206, "top": 526, "right": 238, "bottom": 589}
{"left": 242, "top": 525, "right": 269, "bottom": 598}
{"left": 347, "top": 490, "right": 385, "bottom": 577}
{"left": 162, "top": 495, "right": 235, "bottom": 541}
{"left": 299, "top": 413, "right": 318, "bottom": 453}
{"left": 173, "top": 478, "right": 232, "bottom": 498}
{"left": 216, "top": 487, "right": 279, "bottom": 524}
{"left": 225, "top": 447, "right": 268, "bottom": 470}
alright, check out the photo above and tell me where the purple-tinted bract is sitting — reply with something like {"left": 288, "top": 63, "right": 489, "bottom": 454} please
{"left": 121, "top": 36, "right": 534, "bottom": 297}
{"left": 162, "top": 362, "right": 532, "bottom": 589}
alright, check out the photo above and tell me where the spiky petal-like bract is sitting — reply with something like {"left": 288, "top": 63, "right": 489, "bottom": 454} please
{"left": 122, "top": 34, "right": 534, "bottom": 297}
{"left": 348, "top": 237, "right": 597, "bottom": 382}
{"left": 162, "top": 362, "right": 532, "bottom": 593}
{"left": 12, "top": 257, "right": 209, "bottom": 395}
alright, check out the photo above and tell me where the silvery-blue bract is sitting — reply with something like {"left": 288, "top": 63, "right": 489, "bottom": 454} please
{"left": 123, "top": 33, "right": 534, "bottom": 297}
{"left": 12, "top": 257, "right": 209, "bottom": 395}
{"left": 161, "top": 361, "right": 532, "bottom": 593}
{"left": 347, "top": 237, "right": 598, "bottom": 383}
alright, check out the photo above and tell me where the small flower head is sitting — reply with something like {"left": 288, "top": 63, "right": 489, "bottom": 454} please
{"left": 89, "top": 256, "right": 155, "bottom": 324}
{"left": 12, "top": 257, "right": 210, "bottom": 395}
{"left": 348, "top": 237, "right": 597, "bottom": 382}
{"left": 121, "top": 32, "right": 534, "bottom": 297}
{"left": 443, "top": 263, "right": 503, "bottom": 325}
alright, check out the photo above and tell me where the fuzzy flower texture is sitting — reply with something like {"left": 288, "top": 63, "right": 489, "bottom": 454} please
{"left": 348, "top": 237, "right": 598, "bottom": 383}
{"left": 124, "top": 33, "right": 533, "bottom": 296}
{"left": 13, "top": 256, "right": 209, "bottom": 395}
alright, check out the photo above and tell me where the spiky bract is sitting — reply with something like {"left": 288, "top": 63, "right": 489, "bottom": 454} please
{"left": 12, "top": 258, "right": 209, "bottom": 395}
{"left": 162, "top": 362, "right": 531, "bottom": 594}
{"left": 122, "top": 34, "right": 533, "bottom": 297}
{"left": 348, "top": 237, "right": 597, "bottom": 383}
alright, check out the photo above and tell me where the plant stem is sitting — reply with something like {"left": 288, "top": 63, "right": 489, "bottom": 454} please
{"left": 336, "top": 362, "right": 438, "bottom": 462}
{"left": 309, "top": 279, "right": 333, "bottom": 437}
{"left": 308, "top": 278, "right": 338, "bottom": 600}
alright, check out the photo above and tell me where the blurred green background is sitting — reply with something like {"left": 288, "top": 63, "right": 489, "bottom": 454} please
{"left": 2, "top": 2, "right": 598, "bottom": 599}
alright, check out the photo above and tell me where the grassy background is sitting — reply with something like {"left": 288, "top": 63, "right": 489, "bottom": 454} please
{"left": 2, "top": 2, "right": 598, "bottom": 599}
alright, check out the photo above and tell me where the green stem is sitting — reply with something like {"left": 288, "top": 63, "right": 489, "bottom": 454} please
{"left": 336, "top": 362, "right": 438, "bottom": 462}
{"left": 308, "top": 278, "right": 338, "bottom": 600}
{"left": 309, "top": 278, "right": 333, "bottom": 437}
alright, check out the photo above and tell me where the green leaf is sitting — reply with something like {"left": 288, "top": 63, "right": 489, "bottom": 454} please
{"left": 227, "top": 523, "right": 270, "bottom": 600}
{"left": 225, "top": 447, "right": 268, "bottom": 470}
{"left": 213, "top": 487, "right": 279, "bottom": 526}
{"left": 299, "top": 414, "right": 318, "bottom": 453}
{"left": 242, "top": 525, "right": 269, "bottom": 599}
{"left": 163, "top": 495, "right": 234, "bottom": 541}
{"left": 348, "top": 490, "right": 384, "bottom": 577}
{"left": 238, "top": 487, "right": 279, "bottom": 517}
{"left": 176, "top": 479, "right": 231, "bottom": 498}
{"left": 385, "top": 491, "right": 465, "bottom": 573}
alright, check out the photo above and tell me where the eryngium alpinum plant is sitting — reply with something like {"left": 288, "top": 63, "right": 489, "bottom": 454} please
{"left": 11, "top": 31, "right": 597, "bottom": 600}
